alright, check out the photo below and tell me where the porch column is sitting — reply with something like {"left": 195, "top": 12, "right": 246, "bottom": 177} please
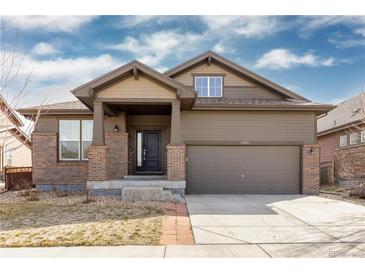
{"left": 167, "top": 100, "right": 186, "bottom": 185}
{"left": 92, "top": 101, "right": 105, "bottom": 145}
{"left": 88, "top": 101, "right": 109, "bottom": 182}
{"left": 170, "top": 100, "right": 181, "bottom": 145}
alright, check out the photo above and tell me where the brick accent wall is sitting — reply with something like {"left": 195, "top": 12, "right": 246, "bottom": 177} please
{"left": 105, "top": 132, "right": 128, "bottom": 179}
{"left": 335, "top": 145, "right": 365, "bottom": 180}
{"left": 88, "top": 145, "right": 109, "bottom": 181}
{"left": 301, "top": 144, "right": 320, "bottom": 195}
{"left": 166, "top": 144, "right": 186, "bottom": 181}
{"left": 32, "top": 133, "right": 88, "bottom": 184}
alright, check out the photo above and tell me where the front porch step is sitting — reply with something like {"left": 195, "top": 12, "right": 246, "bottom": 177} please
{"left": 122, "top": 187, "right": 164, "bottom": 202}
{"left": 123, "top": 175, "right": 167, "bottom": 180}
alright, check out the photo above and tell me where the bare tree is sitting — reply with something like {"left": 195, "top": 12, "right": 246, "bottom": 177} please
{"left": 0, "top": 16, "right": 42, "bottom": 170}
{"left": 335, "top": 89, "right": 365, "bottom": 181}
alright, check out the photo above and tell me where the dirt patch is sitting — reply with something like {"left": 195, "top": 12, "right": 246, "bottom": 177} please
{"left": 320, "top": 184, "right": 365, "bottom": 206}
{"left": 0, "top": 191, "right": 164, "bottom": 247}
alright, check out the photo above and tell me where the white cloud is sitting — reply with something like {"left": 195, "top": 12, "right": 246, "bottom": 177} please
{"left": 201, "top": 16, "right": 286, "bottom": 38}
{"left": 31, "top": 42, "right": 60, "bottom": 56}
{"left": 108, "top": 31, "right": 200, "bottom": 66}
{"left": 328, "top": 32, "right": 365, "bottom": 48}
{"left": 119, "top": 16, "right": 177, "bottom": 28}
{"left": 255, "top": 48, "right": 336, "bottom": 70}
{"left": 7, "top": 16, "right": 96, "bottom": 32}
{"left": 17, "top": 54, "right": 123, "bottom": 106}
{"left": 25, "top": 54, "right": 121, "bottom": 83}
{"left": 298, "top": 16, "right": 365, "bottom": 35}
{"left": 355, "top": 28, "right": 365, "bottom": 37}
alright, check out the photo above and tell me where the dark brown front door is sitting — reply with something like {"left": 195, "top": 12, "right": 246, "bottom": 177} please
{"left": 136, "top": 130, "right": 162, "bottom": 173}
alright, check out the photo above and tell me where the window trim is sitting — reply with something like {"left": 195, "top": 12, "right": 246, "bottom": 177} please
{"left": 194, "top": 75, "right": 223, "bottom": 97}
{"left": 361, "top": 130, "right": 365, "bottom": 143}
{"left": 81, "top": 120, "right": 93, "bottom": 161}
{"left": 350, "top": 132, "right": 358, "bottom": 145}
{"left": 59, "top": 119, "right": 93, "bottom": 161}
{"left": 339, "top": 135, "right": 347, "bottom": 147}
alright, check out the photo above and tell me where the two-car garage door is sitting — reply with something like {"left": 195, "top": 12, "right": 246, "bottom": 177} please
{"left": 187, "top": 146, "right": 300, "bottom": 194}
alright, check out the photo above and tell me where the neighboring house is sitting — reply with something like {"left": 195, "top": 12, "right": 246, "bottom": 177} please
{"left": 18, "top": 51, "right": 332, "bottom": 196}
{"left": 317, "top": 93, "right": 365, "bottom": 184}
{"left": 0, "top": 96, "right": 32, "bottom": 174}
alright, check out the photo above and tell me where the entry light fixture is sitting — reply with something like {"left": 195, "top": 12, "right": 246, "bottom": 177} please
{"left": 114, "top": 124, "right": 119, "bottom": 132}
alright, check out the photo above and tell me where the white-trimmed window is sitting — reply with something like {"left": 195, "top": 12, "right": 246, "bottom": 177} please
{"left": 81, "top": 120, "right": 93, "bottom": 160}
{"left": 59, "top": 120, "right": 93, "bottom": 161}
{"left": 340, "top": 135, "right": 347, "bottom": 147}
{"left": 195, "top": 76, "right": 222, "bottom": 97}
{"left": 361, "top": 130, "right": 365, "bottom": 143}
{"left": 350, "top": 133, "right": 358, "bottom": 145}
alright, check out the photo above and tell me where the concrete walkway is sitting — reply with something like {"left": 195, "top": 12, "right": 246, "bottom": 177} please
{"left": 1, "top": 243, "right": 364, "bottom": 257}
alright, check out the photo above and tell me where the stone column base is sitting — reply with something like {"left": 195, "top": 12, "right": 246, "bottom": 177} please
{"left": 167, "top": 144, "right": 186, "bottom": 181}
{"left": 301, "top": 144, "right": 320, "bottom": 195}
{"left": 88, "top": 145, "right": 109, "bottom": 181}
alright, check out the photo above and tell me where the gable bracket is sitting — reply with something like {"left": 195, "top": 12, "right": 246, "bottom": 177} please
{"left": 207, "top": 56, "right": 212, "bottom": 66}
{"left": 133, "top": 67, "right": 139, "bottom": 80}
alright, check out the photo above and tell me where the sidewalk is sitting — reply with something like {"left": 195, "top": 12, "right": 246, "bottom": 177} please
{"left": 1, "top": 243, "right": 364, "bottom": 258}
{"left": 0, "top": 245, "right": 267, "bottom": 258}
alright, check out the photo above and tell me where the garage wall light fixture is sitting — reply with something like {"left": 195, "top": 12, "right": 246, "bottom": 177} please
{"left": 114, "top": 124, "right": 119, "bottom": 132}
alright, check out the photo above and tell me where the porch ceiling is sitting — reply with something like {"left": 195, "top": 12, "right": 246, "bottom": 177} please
{"left": 106, "top": 103, "right": 171, "bottom": 115}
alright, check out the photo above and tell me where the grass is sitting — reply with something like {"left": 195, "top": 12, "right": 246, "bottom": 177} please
{"left": 0, "top": 192, "right": 164, "bottom": 247}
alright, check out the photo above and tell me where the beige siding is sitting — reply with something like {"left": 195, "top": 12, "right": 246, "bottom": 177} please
{"left": 173, "top": 63, "right": 283, "bottom": 100}
{"left": 181, "top": 111, "right": 316, "bottom": 144}
{"left": 224, "top": 87, "right": 282, "bottom": 100}
{"left": 97, "top": 75, "right": 176, "bottom": 99}
{"left": 35, "top": 114, "right": 126, "bottom": 133}
{"left": 4, "top": 137, "right": 31, "bottom": 167}
{"left": 174, "top": 63, "right": 255, "bottom": 86}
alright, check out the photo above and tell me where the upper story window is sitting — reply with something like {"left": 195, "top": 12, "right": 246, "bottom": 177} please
{"left": 350, "top": 132, "right": 358, "bottom": 145}
{"left": 194, "top": 76, "right": 222, "bottom": 97}
{"left": 361, "top": 130, "right": 365, "bottom": 143}
{"left": 339, "top": 135, "right": 347, "bottom": 147}
{"left": 59, "top": 120, "right": 93, "bottom": 161}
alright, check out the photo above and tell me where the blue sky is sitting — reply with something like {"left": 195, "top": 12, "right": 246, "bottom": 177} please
{"left": 3, "top": 15, "right": 365, "bottom": 106}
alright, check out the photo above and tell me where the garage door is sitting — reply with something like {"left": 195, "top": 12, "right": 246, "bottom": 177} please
{"left": 187, "top": 146, "right": 300, "bottom": 194}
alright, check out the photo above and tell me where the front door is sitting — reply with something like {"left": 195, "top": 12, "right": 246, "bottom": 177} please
{"left": 136, "top": 130, "right": 162, "bottom": 173}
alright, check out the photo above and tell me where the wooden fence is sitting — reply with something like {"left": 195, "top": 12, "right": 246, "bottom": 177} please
{"left": 4, "top": 166, "right": 32, "bottom": 190}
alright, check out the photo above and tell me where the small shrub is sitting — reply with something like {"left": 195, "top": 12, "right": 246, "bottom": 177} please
{"left": 349, "top": 183, "right": 365, "bottom": 199}
{"left": 20, "top": 189, "right": 33, "bottom": 197}
{"left": 52, "top": 186, "right": 69, "bottom": 197}
{"left": 26, "top": 191, "right": 40, "bottom": 201}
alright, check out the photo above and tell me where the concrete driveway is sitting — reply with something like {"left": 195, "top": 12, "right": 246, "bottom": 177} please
{"left": 186, "top": 195, "right": 365, "bottom": 257}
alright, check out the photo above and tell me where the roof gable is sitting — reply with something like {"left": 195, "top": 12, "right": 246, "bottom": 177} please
{"left": 165, "top": 51, "right": 309, "bottom": 101}
{"left": 72, "top": 60, "right": 195, "bottom": 109}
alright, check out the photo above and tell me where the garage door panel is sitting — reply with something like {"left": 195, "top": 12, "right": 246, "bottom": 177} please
{"left": 187, "top": 146, "right": 300, "bottom": 194}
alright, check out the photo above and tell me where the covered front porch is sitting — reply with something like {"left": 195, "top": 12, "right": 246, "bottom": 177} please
{"left": 70, "top": 61, "right": 196, "bottom": 199}
{"left": 86, "top": 100, "right": 186, "bottom": 199}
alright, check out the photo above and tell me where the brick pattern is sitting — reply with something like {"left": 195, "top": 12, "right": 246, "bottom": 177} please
{"left": 302, "top": 144, "right": 320, "bottom": 195}
{"left": 335, "top": 145, "right": 365, "bottom": 180}
{"left": 166, "top": 144, "right": 186, "bottom": 181}
{"left": 88, "top": 145, "right": 109, "bottom": 181}
{"left": 105, "top": 132, "right": 128, "bottom": 179}
{"left": 160, "top": 202, "right": 195, "bottom": 245}
{"left": 32, "top": 133, "right": 88, "bottom": 185}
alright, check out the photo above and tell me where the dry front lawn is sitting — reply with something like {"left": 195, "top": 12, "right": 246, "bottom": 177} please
{"left": 0, "top": 191, "right": 163, "bottom": 247}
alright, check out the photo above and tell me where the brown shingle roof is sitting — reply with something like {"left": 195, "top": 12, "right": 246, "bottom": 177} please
{"left": 317, "top": 92, "right": 365, "bottom": 134}
{"left": 17, "top": 100, "right": 90, "bottom": 114}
